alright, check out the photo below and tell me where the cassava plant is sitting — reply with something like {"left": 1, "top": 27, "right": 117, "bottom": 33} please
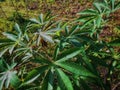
{"left": 0, "top": 0, "right": 120, "bottom": 90}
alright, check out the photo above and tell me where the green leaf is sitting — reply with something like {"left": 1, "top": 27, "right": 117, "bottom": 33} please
{"left": 53, "top": 45, "right": 60, "bottom": 60}
{"left": 81, "top": 54, "right": 95, "bottom": 72}
{"left": 96, "top": 15, "right": 102, "bottom": 27}
{"left": 65, "top": 26, "right": 69, "bottom": 35}
{"left": 0, "top": 75, "right": 5, "bottom": 90}
{"left": 0, "top": 71, "right": 20, "bottom": 90}
{"left": 55, "top": 68, "right": 73, "bottom": 90}
{"left": 0, "top": 48, "right": 9, "bottom": 57}
{"left": 23, "top": 65, "right": 49, "bottom": 85}
{"left": 30, "top": 18, "right": 40, "bottom": 24}
{"left": 77, "top": 15, "right": 95, "bottom": 21}
{"left": 0, "top": 39, "right": 13, "bottom": 44}
{"left": 0, "top": 59, "right": 7, "bottom": 71}
{"left": 9, "top": 45, "right": 16, "bottom": 54}
{"left": 111, "top": 0, "right": 115, "bottom": 11}
{"left": 93, "top": 3, "right": 102, "bottom": 13}
{"left": 40, "top": 32, "right": 54, "bottom": 43}
{"left": 78, "top": 9, "right": 97, "bottom": 15}
{"left": 39, "top": 14, "right": 44, "bottom": 24}
{"left": 14, "top": 23, "right": 22, "bottom": 36}
{"left": 3, "top": 32, "right": 17, "bottom": 41}
{"left": 0, "top": 59, "right": 19, "bottom": 89}
{"left": 56, "top": 62, "right": 96, "bottom": 77}
{"left": 56, "top": 47, "right": 81, "bottom": 62}
{"left": 56, "top": 86, "right": 61, "bottom": 90}
{"left": 80, "top": 18, "right": 96, "bottom": 29}
{"left": 69, "top": 25, "right": 79, "bottom": 36}
{"left": 41, "top": 69, "right": 54, "bottom": 90}
{"left": 47, "top": 70, "right": 54, "bottom": 90}
{"left": 69, "top": 39, "right": 82, "bottom": 47}
{"left": 10, "top": 72, "right": 21, "bottom": 88}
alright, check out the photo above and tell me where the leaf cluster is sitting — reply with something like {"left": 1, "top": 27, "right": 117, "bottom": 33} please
{"left": 0, "top": 0, "right": 120, "bottom": 90}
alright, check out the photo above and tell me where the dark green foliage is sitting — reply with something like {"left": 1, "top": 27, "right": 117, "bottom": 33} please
{"left": 0, "top": 0, "right": 120, "bottom": 90}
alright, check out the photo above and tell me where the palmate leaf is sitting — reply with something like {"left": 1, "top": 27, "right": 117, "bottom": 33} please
{"left": 77, "top": 2, "right": 106, "bottom": 29}
{"left": 56, "top": 47, "right": 82, "bottom": 62}
{"left": 55, "top": 68, "right": 73, "bottom": 90}
{"left": 0, "top": 25, "right": 26, "bottom": 55}
{"left": 0, "top": 59, "right": 17, "bottom": 72}
{"left": 0, "top": 60, "right": 21, "bottom": 90}
{"left": 56, "top": 62, "right": 96, "bottom": 78}
{"left": 103, "top": 0, "right": 120, "bottom": 12}
{"left": 0, "top": 59, "right": 15, "bottom": 72}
